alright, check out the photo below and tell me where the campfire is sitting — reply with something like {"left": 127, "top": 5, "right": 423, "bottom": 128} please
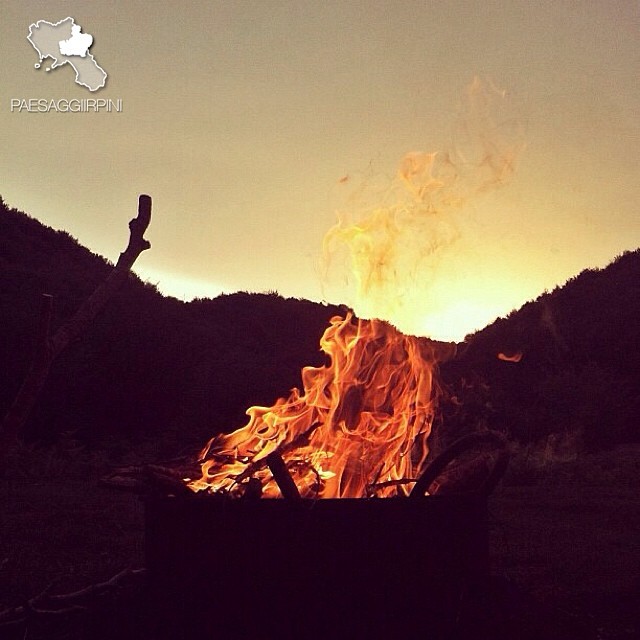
{"left": 184, "top": 77, "right": 520, "bottom": 500}
{"left": 146, "top": 78, "right": 520, "bottom": 639}
{"left": 187, "top": 313, "right": 456, "bottom": 499}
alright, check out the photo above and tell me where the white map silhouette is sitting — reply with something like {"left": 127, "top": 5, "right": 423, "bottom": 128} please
{"left": 59, "top": 24, "right": 93, "bottom": 57}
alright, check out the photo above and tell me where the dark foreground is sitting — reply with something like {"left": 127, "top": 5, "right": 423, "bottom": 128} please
{"left": 1, "top": 445, "right": 638, "bottom": 639}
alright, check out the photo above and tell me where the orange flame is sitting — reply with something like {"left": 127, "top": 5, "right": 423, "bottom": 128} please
{"left": 188, "top": 79, "right": 523, "bottom": 497}
{"left": 188, "top": 313, "right": 454, "bottom": 498}
{"left": 322, "top": 76, "right": 524, "bottom": 339}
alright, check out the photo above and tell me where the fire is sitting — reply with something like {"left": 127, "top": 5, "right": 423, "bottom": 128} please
{"left": 188, "top": 313, "right": 454, "bottom": 498}
{"left": 188, "top": 78, "right": 522, "bottom": 498}
{"left": 323, "top": 76, "right": 524, "bottom": 340}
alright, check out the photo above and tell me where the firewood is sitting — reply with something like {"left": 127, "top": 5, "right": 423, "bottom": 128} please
{"left": 410, "top": 431, "right": 509, "bottom": 498}
{"left": 144, "top": 465, "right": 194, "bottom": 497}
{"left": 265, "top": 452, "right": 301, "bottom": 500}
{"left": 101, "top": 462, "right": 199, "bottom": 496}
{"left": 220, "top": 420, "right": 323, "bottom": 488}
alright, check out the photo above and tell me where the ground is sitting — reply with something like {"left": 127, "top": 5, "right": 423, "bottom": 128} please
{"left": 0, "top": 444, "right": 638, "bottom": 639}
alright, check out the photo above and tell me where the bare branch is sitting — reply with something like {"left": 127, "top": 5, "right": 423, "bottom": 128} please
{"left": 51, "top": 194, "right": 152, "bottom": 357}
{"left": 0, "top": 196, "right": 152, "bottom": 466}
{"left": 0, "top": 568, "right": 146, "bottom": 627}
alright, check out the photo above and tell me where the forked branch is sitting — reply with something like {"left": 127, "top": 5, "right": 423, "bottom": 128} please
{"left": 0, "top": 195, "right": 152, "bottom": 467}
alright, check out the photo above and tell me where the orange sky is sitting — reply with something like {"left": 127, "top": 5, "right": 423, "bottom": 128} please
{"left": 2, "top": 1, "right": 639, "bottom": 340}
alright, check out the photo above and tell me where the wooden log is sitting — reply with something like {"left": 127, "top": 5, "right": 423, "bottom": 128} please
{"left": 410, "top": 431, "right": 509, "bottom": 498}
{"left": 265, "top": 452, "right": 301, "bottom": 500}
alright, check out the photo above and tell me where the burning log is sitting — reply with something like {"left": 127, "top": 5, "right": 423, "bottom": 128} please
{"left": 101, "top": 462, "right": 200, "bottom": 497}
{"left": 0, "top": 195, "right": 152, "bottom": 468}
{"left": 265, "top": 451, "right": 301, "bottom": 500}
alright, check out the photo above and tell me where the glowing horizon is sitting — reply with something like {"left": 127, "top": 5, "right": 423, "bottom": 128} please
{"left": 1, "top": 2, "right": 638, "bottom": 343}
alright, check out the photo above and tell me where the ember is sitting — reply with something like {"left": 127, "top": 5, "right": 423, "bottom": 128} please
{"left": 498, "top": 350, "right": 523, "bottom": 363}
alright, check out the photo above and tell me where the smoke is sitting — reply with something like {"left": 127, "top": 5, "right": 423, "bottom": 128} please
{"left": 322, "top": 77, "right": 525, "bottom": 338}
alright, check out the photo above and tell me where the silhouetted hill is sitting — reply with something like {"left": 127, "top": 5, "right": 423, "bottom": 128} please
{"left": 1, "top": 197, "right": 638, "bottom": 454}
{"left": 0, "top": 198, "right": 343, "bottom": 454}
{"left": 443, "top": 249, "right": 640, "bottom": 450}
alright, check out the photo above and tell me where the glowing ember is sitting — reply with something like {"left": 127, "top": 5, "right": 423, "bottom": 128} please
{"left": 188, "top": 313, "right": 454, "bottom": 498}
{"left": 497, "top": 351, "right": 523, "bottom": 363}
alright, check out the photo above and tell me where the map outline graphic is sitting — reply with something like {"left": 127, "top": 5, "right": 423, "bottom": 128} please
{"left": 27, "top": 16, "right": 107, "bottom": 92}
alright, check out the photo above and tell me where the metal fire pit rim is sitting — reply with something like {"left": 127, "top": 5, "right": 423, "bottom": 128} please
{"left": 143, "top": 491, "right": 488, "bottom": 507}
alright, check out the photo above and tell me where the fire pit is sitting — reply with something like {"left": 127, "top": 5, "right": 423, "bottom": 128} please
{"left": 145, "top": 493, "right": 488, "bottom": 639}
{"left": 142, "top": 311, "right": 509, "bottom": 637}
{"left": 145, "top": 432, "right": 507, "bottom": 639}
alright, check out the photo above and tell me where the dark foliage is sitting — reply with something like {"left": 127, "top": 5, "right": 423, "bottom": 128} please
{"left": 1, "top": 197, "right": 638, "bottom": 454}
{"left": 0, "top": 199, "right": 342, "bottom": 454}
{"left": 442, "top": 249, "right": 640, "bottom": 450}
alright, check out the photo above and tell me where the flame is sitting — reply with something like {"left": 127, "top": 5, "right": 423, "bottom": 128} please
{"left": 188, "top": 313, "right": 454, "bottom": 498}
{"left": 323, "top": 76, "right": 524, "bottom": 339}
{"left": 188, "top": 78, "right": 523, "bottom": 498}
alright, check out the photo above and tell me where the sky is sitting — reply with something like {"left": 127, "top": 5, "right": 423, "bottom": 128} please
{"left": 1, "top": 1, "right": 639, "bottom": 341}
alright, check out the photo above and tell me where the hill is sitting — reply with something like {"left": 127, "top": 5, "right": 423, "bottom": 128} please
{"left": 442, "top": 249, "right": 640, "bottom": 450}
{"left": 1, "top": 197, "right": 638, "bottom": 455}
{"left": 0, "top": 198, "right": 343, "bottom": 454}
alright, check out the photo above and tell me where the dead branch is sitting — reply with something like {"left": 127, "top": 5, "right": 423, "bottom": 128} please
{"left": 101, "top": 462, "right": 201, "bottom": 495}
{"left": 50, "top": 195, "right": 152, "bottom": 358}
{"left": 0, "top": 195, "right": 152, "bottom": 467}
{"left": 0, "top": 567, "right": 146, "bottom": 627}
{"left": 46, "top": 567, "right": 145, "bottom": 604}
{"left": 143, "top": 465, "right": 195, "bottom": 497}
